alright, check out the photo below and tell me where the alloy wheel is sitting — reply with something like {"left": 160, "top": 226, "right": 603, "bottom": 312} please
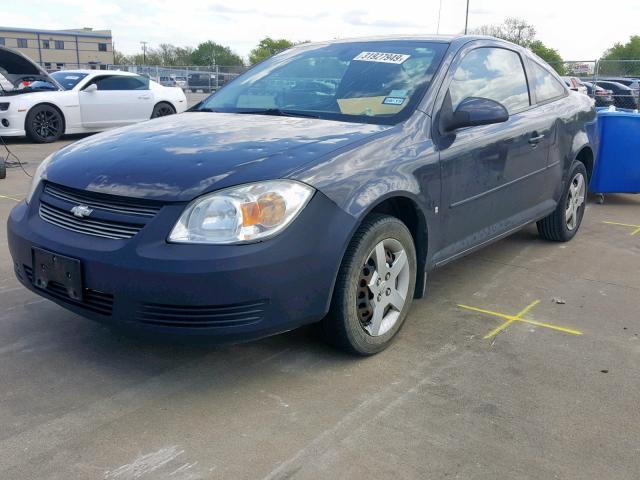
{"left": 152, "top": 105, "right": 175, "bottom": 118}
{"left": 357, "top": 238, "right": 411, "bottom": 336}
{"left": 33, "top": 110, "right": 61, "bottom": 140}
{"left": 565, "top": 172, "right": 586, "bottom": 231}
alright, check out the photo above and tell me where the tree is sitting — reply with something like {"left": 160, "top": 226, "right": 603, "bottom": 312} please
{"left": 529, "top": 40, "right": 565, "bottom": 74}
{"left": 191, "top": 41, "right": 244, "bottom": 67}
{"left": 472, "top": 18, "right": 564, "bottom": 73}
{"left": 249, "top": 37, "right": 295, "bottom": 65}
{"left": 600, "top": 36, "right": 640, "bottom": 76}
{"left": 113, "top": 49, "right": 132, "bottom": 65}
{"left": 472, "top": 17, "right": 536, "bottom": 47}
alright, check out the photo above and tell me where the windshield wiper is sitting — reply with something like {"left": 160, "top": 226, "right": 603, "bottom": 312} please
{"left": 235, "top": 108, "right": 321, "bottom": 119}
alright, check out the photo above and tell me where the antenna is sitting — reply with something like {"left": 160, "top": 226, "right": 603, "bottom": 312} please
{"left": 464, "top": 0, "right": 470, "bottom": 34}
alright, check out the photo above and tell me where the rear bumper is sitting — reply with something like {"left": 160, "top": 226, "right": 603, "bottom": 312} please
{"left": 7, "top": 190, "right": 356, "bottom": 341}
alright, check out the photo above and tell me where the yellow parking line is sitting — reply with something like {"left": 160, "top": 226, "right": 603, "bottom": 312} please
{"left": 457, "top": 304, "right": 514, "bottom": 322}
{"left": 459, "top": 299, "right": 582, "bottom": 340}
{"left": 516, "top": 318, "right": 583, "bottom": 336}
{"left": 0, "top": 194, "right": 22, "bottom": 202}
{"left": 603, "top": 221, "right": 640, "bottom": 236}
{"left": 483, "top": 319, "right": 516, "bottom": 339}
{"left": 515, "top": 300, "right": 540, "bottom": 318}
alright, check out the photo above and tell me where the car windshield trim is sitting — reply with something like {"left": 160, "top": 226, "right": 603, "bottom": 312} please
{"left": 195, "top": 40, "right": 448, "bottom": 126}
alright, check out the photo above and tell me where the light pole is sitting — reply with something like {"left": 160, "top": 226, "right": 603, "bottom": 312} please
{"left": 140, "top": 41, "right": 148, "bottom": 64}
{"left": 464, "top": 0, "right": 470, "bottom": 34}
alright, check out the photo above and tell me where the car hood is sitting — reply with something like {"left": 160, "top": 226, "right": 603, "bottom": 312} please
{"left": 45, "top": 112, "right": 390, "bottom": 201}
{"left": 0, "top": 45, "right": 61, "bottom": 92}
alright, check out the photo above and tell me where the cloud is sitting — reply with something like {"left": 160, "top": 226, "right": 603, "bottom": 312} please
{"left": 343, "top": 10, "right": 427, "bottom": 29}
{"left": 2, "top": 0, "right": 639, "bottom": 61}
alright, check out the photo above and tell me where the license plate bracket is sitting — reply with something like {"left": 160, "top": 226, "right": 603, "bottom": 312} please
{"left": 32, "top": 247, "right": 83, "bottom": 301}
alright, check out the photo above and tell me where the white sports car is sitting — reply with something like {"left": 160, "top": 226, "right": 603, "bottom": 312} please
{"left": 0, "top": 46, "right": 187, "bottom": 143}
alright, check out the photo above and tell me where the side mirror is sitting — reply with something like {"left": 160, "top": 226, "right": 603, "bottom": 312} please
{"left": 83, "top": 83, "right": 98, "bottom": 93}
{"left": 442, "top": 97, "right": 509, "bottom": 132}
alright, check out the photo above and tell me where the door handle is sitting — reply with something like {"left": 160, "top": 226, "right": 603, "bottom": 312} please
{"left": 528, "top": 134, "right": 545, "bottom": 145}
{"left": 138, "top": 95, "right": 151, "bottom": 100}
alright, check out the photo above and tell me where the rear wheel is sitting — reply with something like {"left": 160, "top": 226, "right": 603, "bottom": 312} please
{"left": 25, "top": 105, "right": 63, "bottom": 143}
{"left": 537, "top": 161, "right": 588, "bottom": 242}
{"left": 151, "top": 102, "right": 176, "bottom": 119}
{"left": 322, "top": 214, "right": 417, "bottom": 355}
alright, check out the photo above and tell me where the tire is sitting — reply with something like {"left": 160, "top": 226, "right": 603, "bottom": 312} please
{"left": 25, "top": 105, "right": 64, "bottom": 143}
{"left": 537, "top": 161, "right": 588, "bottom": 242}
{"left": 322, "top": 214, "right": 417, "bottom": 355}
{"left": 150, "top": 102, "right": 176, "bottom": 119}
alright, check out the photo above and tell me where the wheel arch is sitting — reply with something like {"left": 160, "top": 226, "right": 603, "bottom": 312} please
{"left": 574, "top": 144, "right": 594, "bottom": 183}
{"left": 24, "top": 102, "right": 67, "bottom": 134}
{"left": 153, "top": 100, "right": 176, "bottom": 112}
{"left": 360, "top": 194, "right": 430, "bottom": 299}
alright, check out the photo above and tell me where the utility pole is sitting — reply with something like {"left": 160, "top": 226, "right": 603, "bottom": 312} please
{"left": 141, "top": 41, "right": 148, "bottom": 64}
{"left": 464, "top": 0, "right": 470, "bottom": 34}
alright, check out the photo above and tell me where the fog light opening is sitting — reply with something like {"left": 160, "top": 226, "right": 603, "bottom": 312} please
{"left": 1, "top": 119, "right": 9, "bottom": 128}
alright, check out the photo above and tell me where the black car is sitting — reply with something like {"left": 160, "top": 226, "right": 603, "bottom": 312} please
{"left": 187, "top": 73, "right": 215, "bottom": 93}
{"left": 600, "top": 77, "right": 640, "bottom": 93}
{"left": 595, "top": 80, "right": 639, "bottom": 109}
{"left": 582, "top": 81, "right": 615, "bottom": 107}
{"left": 8, "top": 35, "right": 596, "bottom": 355}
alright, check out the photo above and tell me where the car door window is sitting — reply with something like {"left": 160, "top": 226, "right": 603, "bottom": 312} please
{"left": 530, "top": 62, "right": 566, "bottom": 103}
{"left": 449, "top": 47, "right": 530, "bottom": 114}
{"left": 90, "top": 75, "right": 149, "bottom": 91}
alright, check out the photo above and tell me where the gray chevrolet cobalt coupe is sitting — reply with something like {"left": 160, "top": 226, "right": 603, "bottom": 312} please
{"left": 8, "top": 35, "right": 595, "bottom": 355}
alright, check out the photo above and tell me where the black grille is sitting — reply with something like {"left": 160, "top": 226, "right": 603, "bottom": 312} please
{"left": 39, "top": 202, "right": 142, "bottom": 240}
{"left": 39, "top": 183, "right": 162, "bottom": 240}
{"left": 136, "top": 300, "right": 267, "bottom": 328}
{"left": 23, "top": 265, "right": 114, "bottom": 316}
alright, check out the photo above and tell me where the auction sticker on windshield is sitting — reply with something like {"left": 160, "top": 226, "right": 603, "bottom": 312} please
{"left": 353, "top": 52, "right": 410, "bottom": 64}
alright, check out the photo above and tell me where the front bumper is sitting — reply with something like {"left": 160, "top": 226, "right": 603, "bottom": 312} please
{"left": 0, "top": 109, "right": 26, "bottom": 137}
{"left": 7, "top": 189, "right": 356, "bottom": 341}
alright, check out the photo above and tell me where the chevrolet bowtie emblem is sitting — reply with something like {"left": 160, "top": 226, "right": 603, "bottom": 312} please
{"left": 70, "top": 205, "right": 94, "bottom": 218}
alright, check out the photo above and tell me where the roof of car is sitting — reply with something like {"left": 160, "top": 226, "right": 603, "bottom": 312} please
{"left": 596, "top": 80, "right": 633, "bottom": 89}
{"left": 299, "top": 34, "right": 503, "bottom": 46}
{"left": 54, "top": 69, "right": 136, "bottom": 77}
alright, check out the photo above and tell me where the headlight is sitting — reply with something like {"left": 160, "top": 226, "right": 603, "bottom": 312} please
{"left": 26, "top": 153, "right": 54, "bottom": 204}
{"left": 168, "top": 180, "right": 314, "bottom": 244}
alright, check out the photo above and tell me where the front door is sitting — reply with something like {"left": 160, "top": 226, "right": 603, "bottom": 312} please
{"left": 80, "top": 75, "right": 154, "bottom": 128}
{"left": 435, "top": 46, "right": 550, "bottom": 260}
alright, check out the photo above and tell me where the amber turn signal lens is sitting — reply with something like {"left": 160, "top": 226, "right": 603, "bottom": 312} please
{"left": 240, "top": 192, "right": 286, "bottom": 228}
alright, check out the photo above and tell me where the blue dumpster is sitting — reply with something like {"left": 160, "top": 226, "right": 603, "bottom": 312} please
{"left": 590, "top": 108, "right": 640, "bottom": 194}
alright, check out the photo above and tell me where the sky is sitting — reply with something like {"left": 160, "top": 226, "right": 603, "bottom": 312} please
{"left": 2, "top": 0, "right": 638, "bottom": 62}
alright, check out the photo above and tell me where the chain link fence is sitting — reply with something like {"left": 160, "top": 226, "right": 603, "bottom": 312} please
{"left": 548, "top": 60, "right": 640, "bottom": 110}
{"left": 39, "top": 63, "right": 249, "bottom": 93}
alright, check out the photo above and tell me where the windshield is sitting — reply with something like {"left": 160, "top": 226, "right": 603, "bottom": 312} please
{"left": 50, "top": 71, "right": 89, "bottom": 90}
{"left": 196, "top": 41, "right": 448, "bottom": 125}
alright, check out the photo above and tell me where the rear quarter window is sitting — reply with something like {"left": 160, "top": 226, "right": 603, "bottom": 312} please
{"left": 531, "top": 62, "right": 566, "bottom": 103}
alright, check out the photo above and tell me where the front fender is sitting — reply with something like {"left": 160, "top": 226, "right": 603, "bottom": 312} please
{"left": 292, "top": 113, "right": 438, "bottom": 220}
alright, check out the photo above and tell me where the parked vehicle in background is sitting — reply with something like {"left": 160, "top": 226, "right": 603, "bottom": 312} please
{"left": 0, "top": 45, "right": 187, "bottom": 143}
{"left": 174, "top": 76, "right": 187, "bottom": 88}
{"left": 187, "top": 73, "right": 215, "bottom": 93}
{"left": 600, "top": 77, "right": 640, "bottom": 98}
{"left": 8, "top": 35, "right": 595, "bottom": 355}
{"left": 595, "top": 80, "right": 639, "bottom": 109}
{"left": 159, "top": 76, "right": 177, "bottom": 87}
{"left": 562, "top": 76, "right": 588, "bottom": 94}
{"left": 582, "top": 81, "right": 615, "bottom": 107}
